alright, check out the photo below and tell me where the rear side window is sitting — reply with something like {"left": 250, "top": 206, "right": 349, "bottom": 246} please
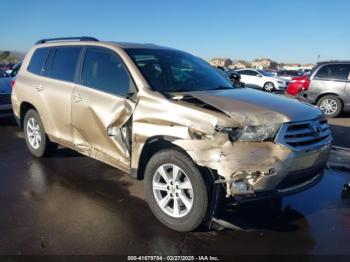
{"left": 315, "top": 64, "right": 350, "bottom": 81}
{"left": 239, "top": 70, "right": 256, "bottom": 76}
{"left": 81, "top": 47, "right": 134, "bottom": 96}
{"left": 49, "top": 47, "right": 81, "bottom": 82}
{"left": 27, "top": 48, "right": 49, "bottom": 75}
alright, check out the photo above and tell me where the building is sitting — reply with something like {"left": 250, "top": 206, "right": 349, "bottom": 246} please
{"left": 229, "top": 61, "right": 250, "bottom": 69}
{"left": 251, "top": 58, "right": 277, "bottom": 69}
{"left": 302, "top": 64, "right": 314, "bottom": 69}
{"left": 281, "top": 64, "right": 301, "bottom": 70}
{"left": 209, "top": 58, "right": 232, "bottom": 67}
{"left": 280, "top": 64, "right": 314, "bottom": 71}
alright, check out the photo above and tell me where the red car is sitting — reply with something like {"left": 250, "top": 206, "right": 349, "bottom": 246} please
{"left": 286, "top": 74, "right": 310, "bottom": 96}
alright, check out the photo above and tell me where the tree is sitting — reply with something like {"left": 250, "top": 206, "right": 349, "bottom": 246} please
{"left": 0, "top": 51, "right": 10, "bottom": 60}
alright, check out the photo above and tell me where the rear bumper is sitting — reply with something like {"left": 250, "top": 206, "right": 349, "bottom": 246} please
{"left": 297, "top": 90, "right": 317, "bottom": 104}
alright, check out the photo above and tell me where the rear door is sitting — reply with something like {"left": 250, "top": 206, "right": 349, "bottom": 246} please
{"left": 71, "top": 46, "right": 136, "bottom": 172}
{"left": 27, "top": 46, "right": 82, "bottom": 144}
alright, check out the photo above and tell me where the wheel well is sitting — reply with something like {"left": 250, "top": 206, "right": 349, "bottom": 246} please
{"left": 316, "top": 93, "right": 344, "bottom": 108}
{"left": 135, "top": 136, "right": 191, "bottom": 180}
{"left": 19, "top": 102, "right": 36, "bottom": 127}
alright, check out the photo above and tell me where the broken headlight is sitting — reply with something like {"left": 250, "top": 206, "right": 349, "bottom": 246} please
{"left": 216, "top": 124, "right": 281, "bottom": 142}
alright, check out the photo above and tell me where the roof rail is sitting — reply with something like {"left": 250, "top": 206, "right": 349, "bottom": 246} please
{"left": 35, "top": 36, "right": 99, "bottom": 45}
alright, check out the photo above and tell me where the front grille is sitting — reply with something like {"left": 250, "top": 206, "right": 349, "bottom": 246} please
{"left": 0, "top": 94, "right": 11, "bottom": 105}
{"left": 277, "top": 118, "right": 331, "bottom": 150}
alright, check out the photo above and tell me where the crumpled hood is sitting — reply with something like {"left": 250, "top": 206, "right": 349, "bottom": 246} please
{"left": 185, "top": 88, "right": 322, "bottom": 125}
{"left": 0, "top": 77, "right": 11, "bottom": 94}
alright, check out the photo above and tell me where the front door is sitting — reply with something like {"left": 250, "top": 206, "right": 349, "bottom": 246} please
{"left": 71, "top": 47, "right": 136, "bottom": 172}
{"left": 239, "top": 70, "right": 261, "bottom": 89}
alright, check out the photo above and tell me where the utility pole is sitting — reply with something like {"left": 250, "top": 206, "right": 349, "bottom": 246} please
{"left": 317, "top": 54, "right": 321, "bottom": 63}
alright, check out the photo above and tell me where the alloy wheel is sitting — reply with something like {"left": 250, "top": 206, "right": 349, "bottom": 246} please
{"left": 26, "top": 117, "right": 42, "bottom": 149}
{"left": 152, "top": 163, "right": 194, "bottom": 218}
{"left": 319, "top": 98, "right": 338, "bottom": 115}
{"left": 264, "top": 82, "right": 274, "bottom": 92}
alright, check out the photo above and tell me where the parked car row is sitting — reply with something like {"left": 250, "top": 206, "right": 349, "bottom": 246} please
{"left": 277, "top": 70, "right": 305, "bottom": 82}
{"left": 299, "top": 62, "right": 350, "bottom": 117}
{"left": 288, "top": 61, "right": 350, "bottom": 118}
{"left": 0, "top": 62, "right": 21, "bottom": 118}
{"left": 234, "top": 68, "right": 288, "bottom": 92}
{"left": 10, "top": 37, "right": 332, "bottom": 232}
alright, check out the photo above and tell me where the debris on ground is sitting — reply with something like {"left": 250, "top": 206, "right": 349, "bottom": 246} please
{"left": 328, "top": 146, "right": 350, "bottom": 171}
{"left": 341, "top": 183, "right": 350, "bottom": 199}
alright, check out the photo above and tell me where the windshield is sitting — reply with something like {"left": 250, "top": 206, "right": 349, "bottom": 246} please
{"left": 125, "top": 48, "right": 234, "bottom": 92}
{"left": 257, "top": 70, "right": 274, "bottom": 77}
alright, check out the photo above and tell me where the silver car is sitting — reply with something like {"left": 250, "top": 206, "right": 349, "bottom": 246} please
{"left": 298, "top": 61, "right": 350, "bottom": 117}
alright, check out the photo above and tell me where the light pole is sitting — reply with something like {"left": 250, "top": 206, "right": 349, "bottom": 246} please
{"left": 316, "top": 55, "right": 321, "bottom": 63}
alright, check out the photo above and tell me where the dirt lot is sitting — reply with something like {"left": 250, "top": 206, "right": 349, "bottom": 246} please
{"left": 0, "top": 115, "right": 349, "bottom": 257}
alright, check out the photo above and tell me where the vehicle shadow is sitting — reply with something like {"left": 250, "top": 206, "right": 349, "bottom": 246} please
{"left": 321, "top": 108, "right": 350, "bottom": 148}
{"left": 53, "top": 147, "right": 83, "bottom": 158}
{"left": 31, "top": 145, "right": 311, "bottom": 234}
{"left": 0, "top": 116, "right": 17, "bottom": 127}
{"left": 214, "top": 197, "right": 307, "bottom": 233}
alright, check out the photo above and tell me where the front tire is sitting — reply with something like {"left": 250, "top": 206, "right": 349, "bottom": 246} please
{"left": 24, "top": 109, "right": 57, "bottom": 157}
{"left": 317, "top": 95, "right": 342, "bottom": 118}
{"left": 263, "top": 82, "right": 275, "bottom": 92}
{"left": 144, "top": 149, "right": 209, "bottom": 232}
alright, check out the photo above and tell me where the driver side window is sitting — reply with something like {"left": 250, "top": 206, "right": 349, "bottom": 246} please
{"left": 246, "top": 70, "right": 258, "bottom": 76}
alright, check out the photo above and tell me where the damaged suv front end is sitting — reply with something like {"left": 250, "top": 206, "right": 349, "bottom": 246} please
{"left": 135, "top": 89, "right": 331, "bottom": 200}
{"left": 170, "top": 90, "right": 332, "bottom": 199}
{"left": 125, "top": 47, "right": 331, "bottom": 230}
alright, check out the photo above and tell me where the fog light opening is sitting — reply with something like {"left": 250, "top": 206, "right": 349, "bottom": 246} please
{"left": 234, "top": 180, "right": 249, "bottom": 193}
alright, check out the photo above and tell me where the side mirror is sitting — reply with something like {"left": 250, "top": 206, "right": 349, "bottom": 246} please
{"left": 256, "top": 74, "right": 262, "bottom": 77}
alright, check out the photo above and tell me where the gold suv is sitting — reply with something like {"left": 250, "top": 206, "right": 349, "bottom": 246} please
{"left": 12, "top": 37, "right": 332, "bottom": 232}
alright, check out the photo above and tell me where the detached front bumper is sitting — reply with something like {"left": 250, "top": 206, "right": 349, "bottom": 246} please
{"left": 173, "top": 119, "right": 332, "bottom": 200}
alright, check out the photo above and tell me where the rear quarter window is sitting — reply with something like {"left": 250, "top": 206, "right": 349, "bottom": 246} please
{"left": 27, "top": 48, "right": 50, "bottom": 75}
{"left": 315, "top": 64, "right": 350, "bottom": 81}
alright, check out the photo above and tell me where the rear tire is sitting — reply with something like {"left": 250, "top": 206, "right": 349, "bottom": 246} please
{"left": 144, "top": 149, "right": 209, "bottom": 232}
{"left": 263, "top": 82, "right": 275, "bottom": 92}
{"left": 23, "top": 109, "right": 57, "bottom": 157}
{"left": 317, "top": 95, "right": 342, "bottom": 118}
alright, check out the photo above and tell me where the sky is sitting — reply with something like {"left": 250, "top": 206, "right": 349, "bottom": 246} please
{"left": 1, "top": 0, "right": 349, "bottom": 63}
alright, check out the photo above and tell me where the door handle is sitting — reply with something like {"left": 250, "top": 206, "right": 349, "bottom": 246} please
{"left": 34, "top": 84, "right": 44, "bottom": 92}
{"left": 72, "top": 94, "right": 83, "bottom": 103}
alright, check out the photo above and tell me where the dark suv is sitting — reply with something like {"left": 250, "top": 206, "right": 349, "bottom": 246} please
{"left": 298, "top": 61, "right": 350, "bottom": 117}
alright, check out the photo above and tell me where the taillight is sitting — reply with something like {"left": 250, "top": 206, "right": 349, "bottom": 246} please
{"left": 11, "top": 79, "right": 15, "bottom": 89}
{"left": 302, "top": 78, "right": 310, "bottom": 90}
